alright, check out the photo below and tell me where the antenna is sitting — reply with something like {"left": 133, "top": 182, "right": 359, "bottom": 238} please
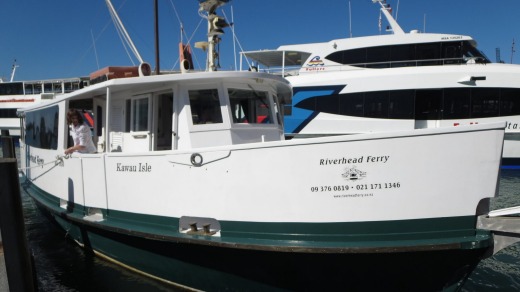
{"left": 9, "top": 60, "right": 19, "bottom": 82}
{"left": 197, "top": 0, "right": 230, "bottom": 72}
{"left": 91, "top": 30, "right": 100, "bottom": 70}
{"left": 349, "top": 1, "right": 352, "bottom": 38}
{"left": 373, "top": 0, "right": 404, "bottom": 35}
{"left": 512, "top": 38, "right": 516, "bottom": 64}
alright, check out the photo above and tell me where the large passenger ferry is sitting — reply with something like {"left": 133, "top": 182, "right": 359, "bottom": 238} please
{"left": 0, "top": 77, "right": 88, "bottom": 137}
{"left": 241, "top": 0, "right": 520, "bottom": 168}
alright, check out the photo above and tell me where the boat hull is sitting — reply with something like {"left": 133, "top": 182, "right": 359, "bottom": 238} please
{"left": 20, "top": 122, "right": 504, "bottom": 290}
{"left": 26, "top": 186, "right": 489, "bottom": 291}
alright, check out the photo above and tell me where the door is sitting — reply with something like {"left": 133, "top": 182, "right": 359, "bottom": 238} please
{"left": 155, "top": 92, "right": 174, "bottom": 150}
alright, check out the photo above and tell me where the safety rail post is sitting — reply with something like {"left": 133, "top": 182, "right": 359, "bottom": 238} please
{"left": 0, "top": 158, "right": 37, "bottom": 292}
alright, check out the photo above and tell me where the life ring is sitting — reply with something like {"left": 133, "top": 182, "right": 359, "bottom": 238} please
{"left": 190, "top": 153, "right": 203, "bottom": 167}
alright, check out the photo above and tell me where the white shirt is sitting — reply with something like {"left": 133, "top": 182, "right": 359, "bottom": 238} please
{"left": 70, "top": 123, "right": 97, "bottom": 153}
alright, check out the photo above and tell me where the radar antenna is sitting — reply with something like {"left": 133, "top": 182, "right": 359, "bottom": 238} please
{"left": 196, "top": 0, "right": 230, "bottom": 71}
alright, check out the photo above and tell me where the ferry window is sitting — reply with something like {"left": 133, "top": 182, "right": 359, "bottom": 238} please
{"left": 390, "top": 45, "right": 415, "bottom": 61}
{"left": 366, "top": 46, "right": 390, "bottom": 68}
{"left": 0, "top": 109, "right": 17, "bottom": 118}
{"left": 131, "top": 97, "right": 149, "bottom": 131}
{"left": 33, "top": 84, "right": 42, "bottom": 94}
{"left": 462, "top": 41, "right": 490, "bottom": 63}
{"left": 24, "top": 105, "right": 59, "bottom": 150}
{"left": 442, "top": 42, "right": 463, "bottom": 64}
{"left": 389, "top": 90, "right": 414, "bottom": 119}
{"left": 364, "top": 91, "right": 388, "bottom": 118}
{"left": 416, "top": 43, "right": 441, "bottom": 66}
{"left": 500, "top": 88, "right": 520, "bottom": 116}
{"left": 228, "top": 88, "right": 273, "bottom": 124}
{"left": 339, "top": 93, "right": 363, "bottom": 116}
{"left": 325, "top": 48, "right": 366, "bottom": 65}
{"left": 471, "top": 88, "right": 499, "bottom": 118}
{"left": 24, "top": 83, "right": 34, "bottom": 95}
{"left": 415, "top": 89, "right": 442, "bottom": 120}
{"left": 316, "top": 94, "right": 340, "bottom": 114}
{"left": 0, "top": 82, "right": 24, "bottom": 95}
{"left": 44, "top": 83, "right": 52, "bottom": 93}
{"left": 53, "top": 83, "right": 62, "bottom": 93}
{"left": 189, "top": 89, "right": 223, "bottom": 125}
{"left": 443, "top": 88, "right": 470, "bottom": 119}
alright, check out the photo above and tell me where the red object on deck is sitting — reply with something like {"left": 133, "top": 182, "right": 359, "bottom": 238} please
{"left": 89, "top": 66, "right": 139, "bottom": 85}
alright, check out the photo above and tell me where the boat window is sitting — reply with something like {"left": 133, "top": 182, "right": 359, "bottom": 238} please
{"left": 325, "top": 41, "right": 488, "bottom": 68}
{"left": 340, "top": 93, "right": 364, "bottom": 116}
{"left": 228, "top": 88, "right": 273, "bottom": 124}
{"left": 443, "top": 88, "right": 470, "bottom": 119}
{"left": 415, "top": 89, "right": 442, "bottom": 120}
{"left": 293, "top": 87, "right": 520, "bottom": 121}
{"left": 43, "top": 83, "right": 53, "bottom": 93}
{"left": 24, "top": 83, "right": 34, "bottom": 95}
{"left": 0, "top": 109, "right": 17, "bottom": 118}
{"left": 189, "top": 89, "right": 223, "bottom": 125}
{"left": 0, "top": 82, "right": 24, "bottom": 95}
{"left": 365, "top": 91, "right": 389, "bottom": 118}
{"left": 316, "top": 93, "right": 339, "bottom": 114}
{"left": 416, "top": 43, "right": 441, "bottom": 66}
{"left": 24, "top": 105, "right": 59, "bottom": 150}
{"left": 389, "top": 90, "right": 414, "bottom": 119}
{"left": 366, "top": 46, "right": 390, "bottom": 68}
{"left": 471, "top": 88, "right": 499, "bottom": 118}
{"left": 33, "top": 84, "right": 42, "bottom": 94}
{"left": 443, "top": 42, "right": 463, "bottom": 65}
{"left": 326, "top": 49, "right": 366, "bottom": 65}
{"left": 131, "top": 97, "right": 149, "bottom": 131}
{"left": 500, "top": 89, "right": 520, "bottom": 116}
{"left": 462, "top": 42, "right": 490, "bottom": 63}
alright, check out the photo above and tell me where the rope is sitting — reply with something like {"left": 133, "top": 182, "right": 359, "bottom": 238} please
{"left": 18, "top": 154, "right": 70, "bottom": 172}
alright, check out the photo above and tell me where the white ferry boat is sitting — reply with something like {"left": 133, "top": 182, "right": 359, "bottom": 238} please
{"left": 17, "top": 1, "right": 513, "bottom": 290}
{"left": 241, "top": 0, "right": 520, "bottom": 169}
{"left": 0, "top": 77, "right": 88, "bottom": 137}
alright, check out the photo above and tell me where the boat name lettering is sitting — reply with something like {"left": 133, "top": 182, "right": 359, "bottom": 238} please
{"left": 29, "top": 155, "right": 44, "bottom": 166}
{"left": 441, "top": 36, "right": 462, "bottom": 40}
{"left": 304, "top": 67, "right": 325, "bottom": 72}
{"left": 507, "top": 122, "right": 518, "bottom": 130}
{"left": 116, "top": 163, "right": 152, "bottom": 172}
{"left": 319, "top": 155, "right": 389, "bottom": 165}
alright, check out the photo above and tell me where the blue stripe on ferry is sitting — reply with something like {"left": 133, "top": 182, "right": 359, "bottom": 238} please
{"left": 285, "top": 85, "right": 345, "bottom": 134}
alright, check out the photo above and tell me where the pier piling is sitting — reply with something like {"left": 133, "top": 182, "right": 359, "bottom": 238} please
{"left": 0, "top": 158, "right": 37, "bottom": 292}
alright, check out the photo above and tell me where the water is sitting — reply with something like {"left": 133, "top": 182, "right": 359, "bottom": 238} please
{"left": 462, "top": 170, "right": 520, "bottom": 292}
{"left": 6, "top": 142, "right": 520, "bottom": 291}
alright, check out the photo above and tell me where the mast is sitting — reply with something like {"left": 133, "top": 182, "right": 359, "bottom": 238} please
{"left": 9, "top": 60, "right": 19, "bottom": 82}
{"left": 197, "top": 0, "right": 230, "bottom": 72}
{"left": 154, "top": 0, "right": 160, "bottom": 75}
{"left": 372, "top": 0, "right": 405, "bottom": 35}
{"left": 105, "top": 0, "right": 144, "bottom": 64}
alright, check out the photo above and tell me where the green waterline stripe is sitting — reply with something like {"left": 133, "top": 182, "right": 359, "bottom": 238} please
{"left": 22, "top": 177, "right": 493, "bottom": 253}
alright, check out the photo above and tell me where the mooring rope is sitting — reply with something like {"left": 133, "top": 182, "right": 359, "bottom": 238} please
{"left": 18, "top": 154, "right": 70, "bottom": 172}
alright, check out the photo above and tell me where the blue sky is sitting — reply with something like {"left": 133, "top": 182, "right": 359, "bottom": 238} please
{"left": 1, "top": 0, "right": 519, "bottom": 81}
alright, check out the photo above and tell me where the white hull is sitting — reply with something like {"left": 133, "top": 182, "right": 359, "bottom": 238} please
{"left": 21, "top": 122, "right": 504, "bottom": 224}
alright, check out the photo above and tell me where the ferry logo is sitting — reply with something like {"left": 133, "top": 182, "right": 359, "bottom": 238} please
{"left": 307, "top": 56, "right": 324, "bottom": 66}
{"left": 342, "top": 166, "right": 366, "bottom": 181}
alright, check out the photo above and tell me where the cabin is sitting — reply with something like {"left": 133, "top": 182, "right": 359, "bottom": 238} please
{"left": 20, "top": 69, "right": 291, "bottom": 154}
